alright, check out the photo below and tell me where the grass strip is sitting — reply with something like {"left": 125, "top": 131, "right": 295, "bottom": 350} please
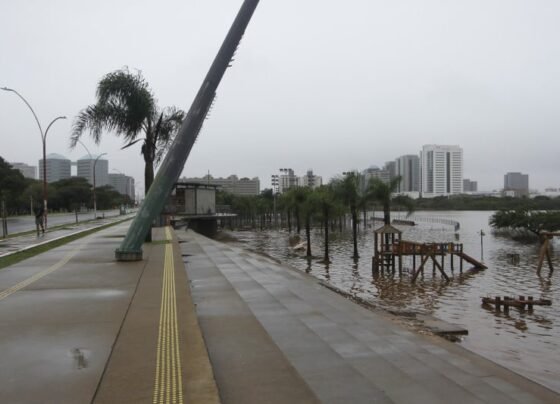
{"left": 0, "top": 218, "right": 131, "bottom": 271}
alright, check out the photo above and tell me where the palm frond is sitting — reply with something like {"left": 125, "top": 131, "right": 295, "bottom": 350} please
{"left": 70, "top": 105, "right": 104, "bottom": 147}
{"left": 154, "top": 107, "right": 185, "bottom": 164}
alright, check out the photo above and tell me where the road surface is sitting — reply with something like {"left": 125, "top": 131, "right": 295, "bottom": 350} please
{"left": 4, "top": 209, "right": 122, "bottom": 235}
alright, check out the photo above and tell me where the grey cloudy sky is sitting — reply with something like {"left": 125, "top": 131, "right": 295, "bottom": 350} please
{"left": 2, "top": 0, "right": 559, "bottom": 193}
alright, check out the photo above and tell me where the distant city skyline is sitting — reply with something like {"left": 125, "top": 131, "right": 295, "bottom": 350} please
{"left": 7, "top": 150, "right": 556, "bottom": 195}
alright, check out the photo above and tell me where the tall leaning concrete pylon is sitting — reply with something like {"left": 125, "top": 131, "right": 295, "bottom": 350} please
{"left": 116, "top": 0, "right": 260, "bottom": 261}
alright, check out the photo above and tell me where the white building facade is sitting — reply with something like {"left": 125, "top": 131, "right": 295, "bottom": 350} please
{"left": 181, "top": 175, "right": 260, "bottom": 196}
{"left": 420, "top": 145, "right": 463, "bottom": 198}
{"left": 39, "top": 153, "right": 71, "bottom": 183}
{"left": 77, "top": 155, "right": 109, "bottom": 187}
{"left": 108, "top": 173, "right": 135, "bottom": 200}
{"left": 298, "top": 170, "right": 323, "bottom": 189}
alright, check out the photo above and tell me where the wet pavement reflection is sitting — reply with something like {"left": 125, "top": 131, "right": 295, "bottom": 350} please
{"left": 229, "top": 211, "right": 560, "bottom": 393}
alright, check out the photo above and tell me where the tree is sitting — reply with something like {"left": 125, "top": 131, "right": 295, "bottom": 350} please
{"left": 369, "top": 176, "right": 414, "bottom": 225}
{"left": 70, "top": 68, "right": 185, "bottom": 193}
{"left": 332, "top": 172, "right": 362, "bottom": 259}
{"left": 95, "top": 185, "right": 127, "bottom": 210}
{"left": 312, "top": 185, "right": 339, "bottom": 263}
{"left": 490, "top": 208, "right": 560, "bottom": 238}
{"left": 50, "top": 177, "right": 91, "bottom": 212}
{"left": 284, "top": 187, "right": 309, "bottom": 234}
{"left": 0, "top": 157, "right": 27, "bottom": 214}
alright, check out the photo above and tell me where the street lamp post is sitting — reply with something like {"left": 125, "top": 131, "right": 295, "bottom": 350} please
{"left": 1, "top": 87, "right": 66, "bottom": 231}
{"left": 77, "top": 140, "right": 96, "bottom": 219}
{"left": 92, "top": 153, "right": 107, "bottom": 220}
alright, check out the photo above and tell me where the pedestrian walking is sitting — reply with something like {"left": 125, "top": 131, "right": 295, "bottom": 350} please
{"left": 35, "top": 205, "right": 45, "bottom": 235}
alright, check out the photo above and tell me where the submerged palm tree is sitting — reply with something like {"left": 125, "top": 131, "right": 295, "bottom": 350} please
{"left": 312, "top": 185, "right": 339, "bottom": 263}
{"left": 70, "top": 68, "right": 185, "bottom": 193}
{"left": 370, "top": 176, "right": 414, "bottom": 225}
{"left": 333, "top": 172, "right": 363, "bottom": 259}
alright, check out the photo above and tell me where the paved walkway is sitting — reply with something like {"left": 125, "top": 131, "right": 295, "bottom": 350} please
{"left": 1, "top": 223, "right": 559, "bottom": 403}
{"left": 181, "top": 230, "right": 560, "bottom": 404}
{"left": 0, "top": 223, "right": 218, "bottom": 404}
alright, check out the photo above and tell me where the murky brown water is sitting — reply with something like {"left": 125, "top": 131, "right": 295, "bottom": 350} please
{"left": 230, "top": 211, "right": 560, "bottom": 393}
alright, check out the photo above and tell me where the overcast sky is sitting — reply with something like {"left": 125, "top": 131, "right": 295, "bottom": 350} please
{"left": 2, "top": 0, "right": 559, "bottom": 193}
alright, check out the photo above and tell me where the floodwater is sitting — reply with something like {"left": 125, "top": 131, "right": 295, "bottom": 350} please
{"left": 229, "top": 211, "right": 560, "bottom": 393}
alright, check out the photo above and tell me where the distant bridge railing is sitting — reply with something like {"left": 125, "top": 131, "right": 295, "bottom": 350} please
{"left": 372, "top": 214, "right": 460, "bottom": 230}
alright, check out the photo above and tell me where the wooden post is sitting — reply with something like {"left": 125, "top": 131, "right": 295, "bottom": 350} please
{"left": 412, "top": 254, "right": 430, "bottom": 283}
{"left": 450, "top": 244, "right": 454, "bottom": 272}
{"left": 536, "top": 238, "right": 547, "bottom": 275}
{"left": 373, "top": 231, "right": 378, "bottom": 273}
{"left": 528, "top": 296, "right": 534, "bottom": 311}
{"left": 503, "top": 296, "right": 510, "bottom": 314}
{"left": 519, "top": 295, "right": 525, "bottom": 310}
{"left": 545, "top": 242, "right": 554, "bottom": 273}
{"left": 431, "top": 255, "right": 450, "bottom": 281}
{"left": 460, "top": 244, "right": 464, "bottom": 273}
{"left": 495, "top": 296, "right": 501, "bottom": 310}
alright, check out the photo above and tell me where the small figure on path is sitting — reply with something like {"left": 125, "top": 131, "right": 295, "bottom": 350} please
{"left": 35, "top": 206, "right": 45, "bottom": 236}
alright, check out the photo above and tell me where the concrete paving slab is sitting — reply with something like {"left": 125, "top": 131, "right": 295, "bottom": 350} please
{"left": 182, "top": 230, "right": 560, "bottom": 404}
{"left": 0, "top": 224, "right": 219, "bottom": 404}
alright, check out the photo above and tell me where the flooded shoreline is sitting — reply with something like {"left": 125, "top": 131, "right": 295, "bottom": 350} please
{"left": 224, "top": 211, "right": 560, "bottom": 393}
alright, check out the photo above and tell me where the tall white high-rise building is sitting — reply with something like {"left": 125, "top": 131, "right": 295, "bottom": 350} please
{"left": 77, "top": 155, "right": 109, "bottom": 187}
{"left": 108, "top": 173, "right": 135, "bottom": 200}
{"left": 39, "top": 153, "right": 71, "bottom": 183}
{"left": 420, "top": 145, "right": 463, "bottom": 198}
{"left": 298, "top": 170, "right": 322, "bottom": 189}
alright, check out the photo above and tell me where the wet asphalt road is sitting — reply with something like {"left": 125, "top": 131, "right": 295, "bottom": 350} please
{"left": 4, "top": 209, "right": 120, "bottom": 235}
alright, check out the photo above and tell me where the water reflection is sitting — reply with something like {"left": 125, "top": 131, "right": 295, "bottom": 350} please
{"left": 229, "top": 211, "right": 560, "bottom": 393}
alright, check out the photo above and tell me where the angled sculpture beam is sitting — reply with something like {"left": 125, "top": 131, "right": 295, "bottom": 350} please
{"left": 116, "top": 0, "right": 260, "bottom": 260}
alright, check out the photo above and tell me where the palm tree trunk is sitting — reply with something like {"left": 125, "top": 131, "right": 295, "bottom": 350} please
{"left": 324, "top": 209, "right": 330, "bottom": 262}
{"left": 144, "top": 161, "right": 155, "bottom": 193}
{"left": 383, "top": 202, "right": 391, "bottom": 225}
{"left": 144, "top": 159, "right": 154, "bottom": 242}
{"left": 352, "top": 207, "right": 359, "bottom": 259}
{"left": 295, "top": 205, "right": 301, "bottom": 234}
{"left": 306, "top": 214, "right": 312, "bottom": 257}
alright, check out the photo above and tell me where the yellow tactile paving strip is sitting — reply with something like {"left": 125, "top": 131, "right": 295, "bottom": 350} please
{"left": 153, "top": 227, "right": 184, "bottom": 404}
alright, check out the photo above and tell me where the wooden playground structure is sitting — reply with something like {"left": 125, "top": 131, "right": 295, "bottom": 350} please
{"left": 372, "top": 224, "right": 487, "bottom": 283}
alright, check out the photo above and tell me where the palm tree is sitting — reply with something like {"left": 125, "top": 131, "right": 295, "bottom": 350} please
{"left": 285, "top": 187, "right": 308, "bottom": 234}
{"left": 313, "top": 185, "right": 339, "bottom": 263}
{"left": 70, "top": 68, "right": 185, "bottom": 193}
{"left": 332, "top": 172, "right": 362, "bottom": 259}
{"left": 370, "top": 176, "right": 414, "bottom": 225}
